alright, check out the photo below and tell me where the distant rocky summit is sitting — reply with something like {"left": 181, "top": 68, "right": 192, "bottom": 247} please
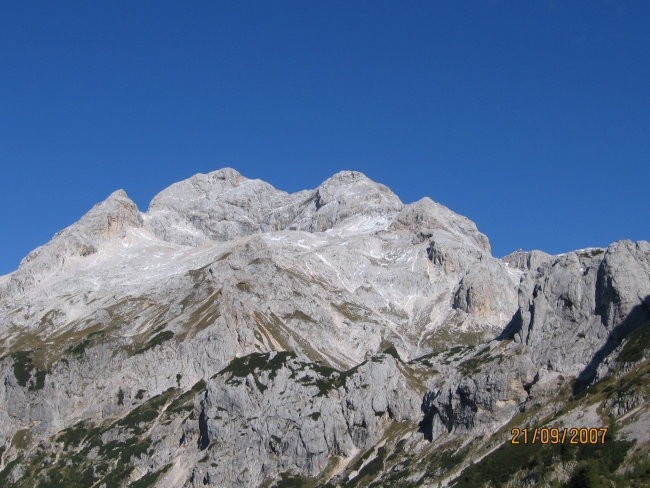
{"left": 0, "top": 168, "right": 648, "bottom": 487}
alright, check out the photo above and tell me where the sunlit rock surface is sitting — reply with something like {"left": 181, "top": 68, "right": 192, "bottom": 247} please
{"left": 0, "top": 168, "right": 648, "bottom": 487}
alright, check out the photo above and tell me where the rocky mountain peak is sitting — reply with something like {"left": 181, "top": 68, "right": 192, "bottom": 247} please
{"left": 391, "top": 197, "right": 491, "bottom": 253}
{"left": 1, "top": 189, "right": 143, "bottom": 295}
{"left": 144, "top": 168, "right": 289, "bottom": 245}
{"left": 107, "top": 188, "right": 129, "bottom": 199}
{"left": 202, "top": 167, "right": 245, "bottom": 184}
{"left": 147, "top": 168, "right": 255, "bottom": 214}
{"left": 286, "top": 170, "right": 404, "bottom": 234}
{"left": 79, "top": 188, "right": 143, "bottom": 235}
{"left": 315, "top": 170, "right": 401, "bottom": 207}
{"left": 314, "top": 170, "right": 371, "bottom": 193}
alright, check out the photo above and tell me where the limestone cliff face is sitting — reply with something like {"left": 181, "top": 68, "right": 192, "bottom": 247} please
{"left": 425, "top": 241, "right": 650, "bottom": 440}
{"left": 0, "top": 169, "right": 648, "bottom": 488}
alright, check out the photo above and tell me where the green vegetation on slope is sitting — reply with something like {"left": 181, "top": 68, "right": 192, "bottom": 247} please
{"left": 0, "top": 379, "right": 211, "bottom": 488}
{"left": 618, "top": 320, "right": 650, "bottom": 364}
{"left": 11, "top": 351, "right": 47, "bottom": 391}
{"left": 216, "top": 351, "right": 297, "bottom": 392}
{"left": 451, "top": 434, "right": 633, "bottom": 488}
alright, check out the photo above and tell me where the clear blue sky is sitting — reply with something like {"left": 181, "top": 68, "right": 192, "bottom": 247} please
{"left": 1, "top": 1, "right": 648, "bottom": 274}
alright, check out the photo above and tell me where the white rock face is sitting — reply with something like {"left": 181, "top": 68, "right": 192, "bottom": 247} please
{"left": 143, "top": 168, "right": 403, "bottom": 246}
{"left": 0, "top": 168, "right": 648, "bottom": 487}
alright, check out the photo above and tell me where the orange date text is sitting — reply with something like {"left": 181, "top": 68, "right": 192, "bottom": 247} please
{"left": 510, "top": 427, "right": 608, "bottom": 445}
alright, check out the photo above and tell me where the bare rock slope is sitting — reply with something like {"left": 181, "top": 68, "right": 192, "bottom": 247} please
{"left": 0, "top": 168, "right": 648, "bottom": 487}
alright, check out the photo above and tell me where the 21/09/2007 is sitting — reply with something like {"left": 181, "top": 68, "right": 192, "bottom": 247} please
{"left": 510, "top": 427, "right": 607, "bottom": 445}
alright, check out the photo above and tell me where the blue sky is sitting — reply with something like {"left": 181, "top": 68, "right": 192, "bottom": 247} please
{"left": 1, "top": 1, "right": 648, "bottom": 274}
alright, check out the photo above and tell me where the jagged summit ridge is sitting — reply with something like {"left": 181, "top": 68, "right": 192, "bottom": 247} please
{"left": 144, "top": 168, "right": 406, "bottom": 245}
{"left": 3, "top": 168, "right": 489, "bottom": 294}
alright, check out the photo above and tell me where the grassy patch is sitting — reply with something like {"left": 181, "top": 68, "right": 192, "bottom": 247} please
{"left": 458, "top": 347, "right": 494, "bottom": 375}
{"left": 95, "top": 459, "right": 136, "bottom": 487}
{"left": 129, "top": 464, "right": 172, "bottom": 488}
{"left": 347, "top": 446, "right": 387, "bottom": 486}
{"left": 382, "top": 344, "right": 401, "bottom": 361}
{"left": 224, "top": 351, "right": 292, "bottom": 391}
{"left": 0, "top": 456, "right": 22, "bottom": 486}
{"left": 618, "top": 321, "right": 650, "bottom": 364}
{"left": 66, "top": 330, "right": 105, "bottom": 357}
{"left": 216, "top": 351, "right": 296, "bottom": 390}
{"left": 311, "top": 361, "right": 364, "bottom": 397}
{"left": 11, "top": 351, "right": 47, "bottom": 391}
{"left": 118, "top": 387, "right": 176, "bottom": 435}
{"left": 333, "top": 302, "right": 373, "bottom": 322}
{"left": 419, "top": 325, "right": 488, "bottom": 352}
{"left": 283, "top": 310, "right": 316, "bottom": 323}
{"left": 135, "top": 330, "right": 175, "bottom": 354}
{"left": 254, "top": 310, "right": 336, "bottom": 366}
{"left": 272, "top": 472, "right": 310, "bottom": 488}
{"left": 236, "top": 282, "right": 251, "bottom": 292}
{"left": 577, "top": 248, "right": 605, "bottom": 258}
{"left": 180, "top": 289, "right": 221, "bottom": 338}
{"left": 11, "top": 429, "right": 32, "bottom": 450}
{"left": 31, "top": 461, "right": 96, "bottom": 488}
{"left": 57, "top": 421, "right": 102, "bottom": 450}
{"left": 166, "top": 379, "right": 207, "bottom": 415}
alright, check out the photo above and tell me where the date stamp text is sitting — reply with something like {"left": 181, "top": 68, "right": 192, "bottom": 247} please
{"left": 510, "top": 427, "right": 608, "bottom": 445}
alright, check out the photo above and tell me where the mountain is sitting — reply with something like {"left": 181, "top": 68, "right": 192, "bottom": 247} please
{"left": 0, "top": 168, "right": 648, "bottom": 487}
